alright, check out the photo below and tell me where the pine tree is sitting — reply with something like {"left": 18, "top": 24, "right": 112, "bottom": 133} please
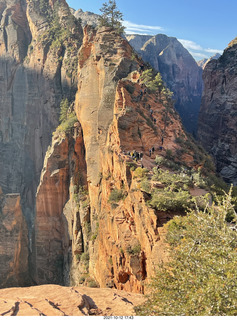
{"left": 99, "top": 0, "right": 125, "bottom": 34}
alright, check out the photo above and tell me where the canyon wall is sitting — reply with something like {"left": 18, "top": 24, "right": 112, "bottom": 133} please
{"left": 198, "top": 39, "right": 237, "bottom": 185}
{"left": 0, "top": 0, "right": 82, "bottom": 286}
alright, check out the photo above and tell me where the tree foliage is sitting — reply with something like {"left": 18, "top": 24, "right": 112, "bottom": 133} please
{"left": 136, "top": 188, "right": 237, "bottom": 316}
{"left": 99, "top": 0, "right": 125, "bottom": 34}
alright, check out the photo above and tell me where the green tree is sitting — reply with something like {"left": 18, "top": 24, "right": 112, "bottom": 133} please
{"left": 59, "top": 98, "right": 70, "bottom": 123}
{"left": 136, "top": 188, "right": 237, "bottom": 316}
{"left": 99, "top": 0, "right": 125, "bottom": 34}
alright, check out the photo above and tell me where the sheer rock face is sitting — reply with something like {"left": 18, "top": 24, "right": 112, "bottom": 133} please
{"left": 126, "top": 34, "right": 203, "bottom": 133}
{"left": 0, "top": 0, "right": 82, "bottom": 286}
{"left": 198, "top": 42, "right": 237, "bottom": 185}
{"left": 0, "top": 191, "right": 30, "bottom": 288}
{"left": 34, "top": 125, "right": 87, "bottom": 285}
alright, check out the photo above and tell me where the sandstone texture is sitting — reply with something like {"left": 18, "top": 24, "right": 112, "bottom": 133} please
{"left": 198, "top": 41, "right": 237, "bottom": 185}
{"left": 126, "top": 34, "right": 203, "bottom": 134}
{"left": 0, "top": 191, "right": 30, "bottom": 288}
{"left": 0, "top": 284, "right": 145, "bottom": 316}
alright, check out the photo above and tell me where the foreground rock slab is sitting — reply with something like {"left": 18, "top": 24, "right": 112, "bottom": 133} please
{"left": 0, "top": 284, "right": 145, "bottom": 316}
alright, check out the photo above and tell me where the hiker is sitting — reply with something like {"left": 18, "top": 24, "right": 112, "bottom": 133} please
{"left": 139, "top": 152, "right": 143, "bottom": 159}
{"left": 161, "top": 137, "right": 164, "bottom": 145}
{"left": 159, "top": 146, "right": 163, "bottom": 151}
{"left": 149, "top": 149, "right": 152, "bottom": 157}
{"left": 144, "top": 88, "right": 147, "bottom": 95}
{"left": 150, "top": 109, "right": 153, "bottom": 115}
{"left": 153, "top": 118, "right": 157, "bottom": 124}
{"left": 156, "top": 164, "right": 160, "bottom": 170}
{"left": 152, "top": 146, "right": 155, "bottom": 153}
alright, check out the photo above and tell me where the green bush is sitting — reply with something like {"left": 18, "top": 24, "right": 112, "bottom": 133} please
{"left": 109, "top": 188, "right": 125, "bottom": 203}
{"left": 149, "top": 189, "right": 193, "bottom": 212}
{"left": 126, "top": 243, "right": 141, "bottom": 255}
{"left": 140, "top": 178, "right": 151, "bottom": 193}
{"left": 136, "top": 189, "right": 237, "bottom": 316}
{"left": 133, "top": 167, "right": 149, "bottom": 179}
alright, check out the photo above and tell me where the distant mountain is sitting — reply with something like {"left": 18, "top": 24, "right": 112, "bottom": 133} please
{"left": 197, "top": 53, "right": 221, "bottom": 69}
{"left": 71, "top": 8, "right": 100, "bottom": 27}
{"left": 125, "top": 34, "right": 203, "bottom": 134}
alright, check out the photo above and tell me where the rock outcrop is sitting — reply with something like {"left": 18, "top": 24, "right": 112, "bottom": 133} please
{"left": 72, "top": 8, "right": 100, "bottom": 27}
{"left": 0, "top": 284, "right": 145, "bottom": 316}
{"left": 32, "top": 22, "right": 206, "bottom": 292}
{"left": 198, "top": 39, "right": 237, "bottom": 185}
{"left": 125, "top": 34, "right": 203, "bottom": 134}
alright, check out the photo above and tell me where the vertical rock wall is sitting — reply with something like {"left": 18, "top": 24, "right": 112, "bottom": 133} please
{"left": 198, "top": 41, "right": 237, "bottom": 185}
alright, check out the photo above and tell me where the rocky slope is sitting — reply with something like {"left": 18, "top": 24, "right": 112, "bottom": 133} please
{"left": 198, "top": 39, "right": 237, "bottom": 185}
{"left": 0, "top": 284, "right": 145, "bottom": 316}
{"left": 125, "top": 34, "right": 203, "bottom": 134}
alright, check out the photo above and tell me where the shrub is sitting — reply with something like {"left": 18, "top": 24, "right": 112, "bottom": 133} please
{"left": 136, "top": 189, "right": 237, "bottom": 316}
{"left": 133, "top": 167, "right": 149, "bottom": 179}
{"left": 140, "top": 178, "right": 151, "bottom": 193}
{"left": 109, "top": 188, "right": 125, "bottom": 203}
{"left": 150, "top": 189, "right": 193, "bottom": 212}
{"left": 127, "top": 243, "right": 141, "bottom": 255}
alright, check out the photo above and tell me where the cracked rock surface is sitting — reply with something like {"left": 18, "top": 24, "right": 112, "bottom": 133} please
{"left": 0, "top": 284, "right": 145, "bottom": 316}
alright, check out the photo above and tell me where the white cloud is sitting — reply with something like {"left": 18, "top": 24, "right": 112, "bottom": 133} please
{"left": 123, "top": 20, "right": 164, "bottom": 35}
{"left": 178, "top": 39, "right": 203, "bottom": 51}
{"left": 178, "top": 38, "right": 223, "bottom": 61}
{"left": 189, "top": 51, "right": 208, "bottom": 59}
{"left": 205, "top": 48, "right": 223, "bottom": 54}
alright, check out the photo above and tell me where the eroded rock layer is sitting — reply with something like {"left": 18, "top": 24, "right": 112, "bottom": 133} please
{"left": 198, "top": 40, "right": 237, "bottom": 185}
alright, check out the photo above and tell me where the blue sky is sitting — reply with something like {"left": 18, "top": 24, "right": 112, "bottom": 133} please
{"left": 67, "top": 0, "right": 237, "bottom": 61}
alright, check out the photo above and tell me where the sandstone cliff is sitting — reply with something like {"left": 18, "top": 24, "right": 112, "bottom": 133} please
{"left": 0, "top": 0, "right": 82, "bottom": 285}
{"left": 125, "top": 34, "right": 203, "bottom": 134}
{"left": 0, "top": 190, "right": 30, "bottom": 288}
{"left": 33, "top": 22, "right": 212, "bottom": 293}
{"left": 198, "top": 40, "right": 237, "bottom": 185}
